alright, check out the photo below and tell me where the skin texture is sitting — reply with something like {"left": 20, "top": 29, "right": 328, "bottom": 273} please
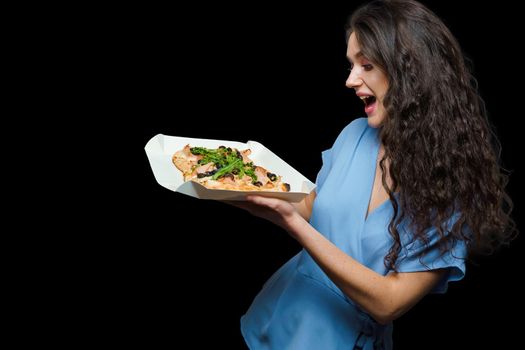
{"left": 346, "top": 33, "right": 389, "bottom": 128}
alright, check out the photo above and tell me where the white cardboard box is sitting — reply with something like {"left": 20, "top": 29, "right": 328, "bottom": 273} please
{"left": 145, "top": 134, "right": 316, "bottom": 202}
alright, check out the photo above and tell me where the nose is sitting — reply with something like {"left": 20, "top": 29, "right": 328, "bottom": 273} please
{"left": 345, "top": 68, "right": 362, "bottom": 89}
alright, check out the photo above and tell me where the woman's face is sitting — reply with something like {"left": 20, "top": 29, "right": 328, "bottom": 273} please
{"left": 346, "top": 33, "right": 389, "bottom": 128}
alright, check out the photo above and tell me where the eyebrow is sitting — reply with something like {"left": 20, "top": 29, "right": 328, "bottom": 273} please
{"left": 346, "top": 51, "right": 363, "bottom": 63}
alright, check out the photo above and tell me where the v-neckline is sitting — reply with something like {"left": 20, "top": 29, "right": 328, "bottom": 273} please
{"left": 364, "top": 136, "right": 390, "bottom": 222}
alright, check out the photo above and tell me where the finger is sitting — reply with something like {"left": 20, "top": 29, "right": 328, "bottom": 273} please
{"left": 246, "top": 195, "right": 280, "bottom": 209}
{"left": 245, "top": 195, "right": 267, "bottom": 205}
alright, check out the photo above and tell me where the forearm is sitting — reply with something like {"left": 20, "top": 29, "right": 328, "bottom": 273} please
{"left": 290, "top": 217, "right": 399, "bottom": 324}
{"left": 239, "top": 196, "right": 441, "bottom": 324}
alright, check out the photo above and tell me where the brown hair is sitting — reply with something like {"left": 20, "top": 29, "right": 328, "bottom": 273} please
{"left": 347, "top": 0, "right": 517, "bottom": 270}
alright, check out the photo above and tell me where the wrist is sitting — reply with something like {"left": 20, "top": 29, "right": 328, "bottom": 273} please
{"left": 286, "top": 213, "right": 310, "bottom": 241}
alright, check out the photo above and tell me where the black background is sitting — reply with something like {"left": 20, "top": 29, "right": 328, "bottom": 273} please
{"left": 110, "top": 1, "right": 523, "bottom": 348}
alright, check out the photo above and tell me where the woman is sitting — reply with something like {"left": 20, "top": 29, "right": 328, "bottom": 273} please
{"left": 233, "top": 0, "right": 516, "bottom": 348}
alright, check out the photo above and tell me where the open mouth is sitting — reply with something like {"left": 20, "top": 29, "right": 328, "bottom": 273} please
{"left": 359, "top": 95, "right": 377, "bottom": 115}
{"left": 360, "top": 95, "right": 376, "bottom": 106}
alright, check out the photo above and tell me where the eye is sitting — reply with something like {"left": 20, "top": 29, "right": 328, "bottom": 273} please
{"left": 363, "top": 64, "right": 373, "bottom": 71}
{"left": 348, "top": 63, "right": 354, "bottom": 72}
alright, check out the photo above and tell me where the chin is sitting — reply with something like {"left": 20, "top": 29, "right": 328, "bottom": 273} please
{"left": 366, "top": 108, "right": 386, "bottom": 128}
{"left": 367, "top": 114, "right": 384, "bottom": 128}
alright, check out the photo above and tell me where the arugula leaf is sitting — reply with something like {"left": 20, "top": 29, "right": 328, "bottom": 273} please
{"left": 212, "top": 159, "right": 241, "bottom": 180}
{"left": 190, "top": 146, "right": 259, "bottom": 184}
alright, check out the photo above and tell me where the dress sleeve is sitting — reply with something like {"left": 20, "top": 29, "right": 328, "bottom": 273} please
{"left": 315, "top": 148, "right": 332, "bottom": 191}
{"left": 315, "top": 118, "right": 368, "bottom": 192}
{"left": 396, "top": 221, "right": 467, "bottom": 294}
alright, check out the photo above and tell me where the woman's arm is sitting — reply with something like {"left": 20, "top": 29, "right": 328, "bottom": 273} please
{"left": 292, "top": 190, "right": 316, "bottom": 221}
{"left": 237, "top": 195, "right": 446, "bottom": 325}
{"left": 293, "top": 216, "right": 445, "bottom": 324}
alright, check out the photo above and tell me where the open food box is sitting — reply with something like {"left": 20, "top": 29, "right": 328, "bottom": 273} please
{"left": 145, "top": 134, "right": 316, "bottom": 202}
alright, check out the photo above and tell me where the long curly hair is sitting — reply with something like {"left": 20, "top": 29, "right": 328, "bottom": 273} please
{"left": 347, "top": 0, "right": 517, "bottom": 271}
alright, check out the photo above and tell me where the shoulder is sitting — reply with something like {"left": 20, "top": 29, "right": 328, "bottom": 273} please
{"left": 339, "top": 117, "right": 369, "bottom": 140}
{"left": 331, "top": 117, "right": 372, "bottom": 151}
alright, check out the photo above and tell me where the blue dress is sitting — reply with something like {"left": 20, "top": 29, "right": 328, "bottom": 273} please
{"left": 241, "top": 118, "right": 467, "bottom": 349}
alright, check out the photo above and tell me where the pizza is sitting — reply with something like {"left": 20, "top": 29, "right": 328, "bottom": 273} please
{"left": 172, "top": 144, "right": 290, "bottom": 192}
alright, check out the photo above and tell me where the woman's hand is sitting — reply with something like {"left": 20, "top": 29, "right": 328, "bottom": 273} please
{"left": 224, "top": 196, "right": 307, "bottom": 236}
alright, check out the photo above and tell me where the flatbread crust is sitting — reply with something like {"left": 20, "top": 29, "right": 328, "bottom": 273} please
{"left": 172, "top": 144, "right": 290, "bottom": 192}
